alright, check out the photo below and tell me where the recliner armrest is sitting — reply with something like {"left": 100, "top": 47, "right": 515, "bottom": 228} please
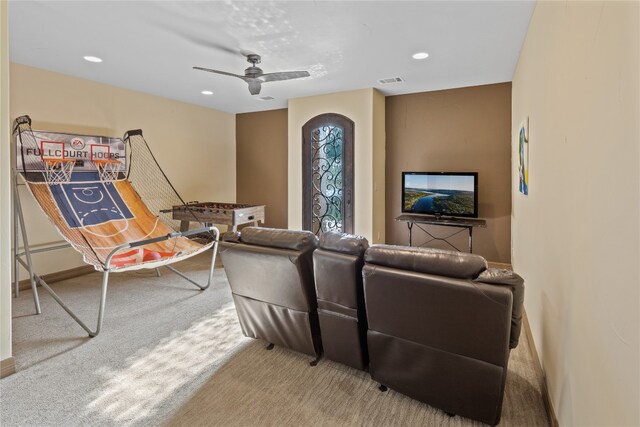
{"left": 475, "top": 268, "right": 525, "bottom": 349}
{"left": 222, "top": 231, "right": 241, "bottom": 243}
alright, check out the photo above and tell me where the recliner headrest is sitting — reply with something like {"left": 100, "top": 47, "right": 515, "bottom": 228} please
{"left": 364, "top": 245, "right": 487, "bottom": 279}
{"left": 240, "top": 227, "right": 318, "bottom": 252}
{"left": 318, "top": 231, "right": 369, "bottom": 257}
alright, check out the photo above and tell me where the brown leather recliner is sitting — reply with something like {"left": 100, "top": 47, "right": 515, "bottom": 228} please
{"left": 363, "top": 245, "right": 524, "bottom": 426}
{"left": 313, "top": 231, "right": 369, "bottom": 370}
{"left": 219, "top": 227, "right": 321, "bottom": 358}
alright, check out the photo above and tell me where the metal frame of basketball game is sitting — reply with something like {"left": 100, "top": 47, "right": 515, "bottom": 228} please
{"left": 11, "top": 116, "right": 220, "bottom": 337}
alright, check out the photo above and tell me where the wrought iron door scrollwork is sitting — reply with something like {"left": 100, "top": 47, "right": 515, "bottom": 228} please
{"left": 311, "top": 125, "right": 343, "bottom": 235}
{"left": 302, "top": 113, "right": 354, "bottom": 236}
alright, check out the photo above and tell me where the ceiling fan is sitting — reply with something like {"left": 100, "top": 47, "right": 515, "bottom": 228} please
{"left": 194, "top": 53, "right": 310, "bottom": 95}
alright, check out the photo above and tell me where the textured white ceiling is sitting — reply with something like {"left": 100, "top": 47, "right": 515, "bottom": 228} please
{"left": 9, "top": 1, "right": 535, "bottom": 114}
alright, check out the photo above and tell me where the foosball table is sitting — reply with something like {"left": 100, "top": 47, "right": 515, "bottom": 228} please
{"left": 170, "top": 202, "right": 265, "bottom": 232}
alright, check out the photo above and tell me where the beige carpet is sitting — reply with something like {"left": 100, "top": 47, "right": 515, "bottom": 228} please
{"left": 168, "top": 326, "right": 549, "bottom": 426}
{"left": 2, "top": 252, "right": 549, "bottom": 426}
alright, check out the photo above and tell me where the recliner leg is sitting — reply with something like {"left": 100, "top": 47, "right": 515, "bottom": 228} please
{"left": 309, "top": 355, "right": 321, "bottom": 366}
{"left": 379, "top": 384, "right": 388, "bottom": 392}
{"left": 445, "top": 412, "right": 456, "bottom": 417}
{"left": 265, "top": 343, "right": 275, "bottom": 350}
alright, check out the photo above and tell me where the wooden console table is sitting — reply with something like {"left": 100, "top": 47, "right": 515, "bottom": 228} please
{"left": 395, "top": 214, "right": 487, "bottom": 253}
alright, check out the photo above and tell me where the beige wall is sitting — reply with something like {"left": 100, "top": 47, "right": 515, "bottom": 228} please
{"left": 1, "top": 1, "right": 12, "bottom": 362}
{"left": 385, "top": 83, "right": 512, "bottom": 263}
{"left": 10, "top": 64, "right": 236, "bottom": 277}
{"left": 288, "top": 88, "right": 385, "bottom": 243}
{"left": 512, "top": 2, "right": 639, "bottom": 425}
{"left": 236, "top": 109, "right": 288, "bottom": 229}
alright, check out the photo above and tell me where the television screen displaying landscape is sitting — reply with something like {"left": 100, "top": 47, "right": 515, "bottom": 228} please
{"left": 403, "top": 173, "right": 476, "bottom": 217}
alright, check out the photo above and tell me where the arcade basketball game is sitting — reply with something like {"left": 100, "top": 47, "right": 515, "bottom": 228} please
{"left": 12, "top": 115, "right": 220, "bottom": 337}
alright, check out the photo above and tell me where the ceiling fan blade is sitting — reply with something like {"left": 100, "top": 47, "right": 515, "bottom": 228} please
{"left": 193, "top": 66, "right": 248, "bottom": 80}
{"left": 259, "top": 71, "right": 311, "bottom": 83}
{"left": 193, "top": 38, "right": 242, "bottom": 56}
{"left": 239, "top": 49, "right": 256, "bottom": 58}
{"left": 165, "top": 28, "right": 254, "bottom": 57}
{"left": 247, "top": 79, "right": 262, "bottom": 95}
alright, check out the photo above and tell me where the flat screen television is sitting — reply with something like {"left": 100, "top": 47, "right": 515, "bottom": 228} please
{"left": 402, "top": 172, "right": 478, "bottom": 218}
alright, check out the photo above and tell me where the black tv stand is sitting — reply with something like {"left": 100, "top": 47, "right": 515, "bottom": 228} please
{"left": 395, "top": 214, "right": 487, "bottom": 253}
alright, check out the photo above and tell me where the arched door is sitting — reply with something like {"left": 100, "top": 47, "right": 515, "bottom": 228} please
{"left": 302, "top": 113, "right": 354, "bottom": 236}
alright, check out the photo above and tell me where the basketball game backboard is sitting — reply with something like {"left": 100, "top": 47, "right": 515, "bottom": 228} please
{"left": 40, "top": 140, "right": 65, "bottom": 160}
{"left": 90, "top": 144, "right": 112, "bottom": 162}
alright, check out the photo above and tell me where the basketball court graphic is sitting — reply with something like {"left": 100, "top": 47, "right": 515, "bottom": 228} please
{"left": 49, "top": 182, "right": 133, "bottom": 235}
{"left": 26, "top": 179, "right": 202, "bottom": 267}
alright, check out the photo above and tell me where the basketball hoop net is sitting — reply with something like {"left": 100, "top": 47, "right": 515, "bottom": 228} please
{"left": 42, "top": 158, "right": 75, "bottom": 184}
{"left": 94, "top": 159, "right": 121, "bottom": 182}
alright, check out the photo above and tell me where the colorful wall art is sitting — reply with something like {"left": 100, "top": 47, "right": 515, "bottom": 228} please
{"left": 518, "top": 117, "right": 529, "bottom": 195}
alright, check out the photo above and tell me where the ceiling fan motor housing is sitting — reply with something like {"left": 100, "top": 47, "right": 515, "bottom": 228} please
{"left": 245, "top": 66, "right": 263, "bottom": 78}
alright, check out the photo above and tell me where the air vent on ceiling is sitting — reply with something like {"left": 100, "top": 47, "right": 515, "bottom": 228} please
{"left": 258, "top": 96, "right": 275, "bottom": 101}
{"left": 378, "top": 77, "right": 404, "bottom": 84}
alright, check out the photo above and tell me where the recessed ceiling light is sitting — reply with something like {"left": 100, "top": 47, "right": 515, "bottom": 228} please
{"left": 83, "top": 56, "right": 103, "bottom": 63}
{"left": 201, "top": 90, "right": 213, "bottom": 95}
{"left": 412, "top": 52, "right": 429, "bottom": 60}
